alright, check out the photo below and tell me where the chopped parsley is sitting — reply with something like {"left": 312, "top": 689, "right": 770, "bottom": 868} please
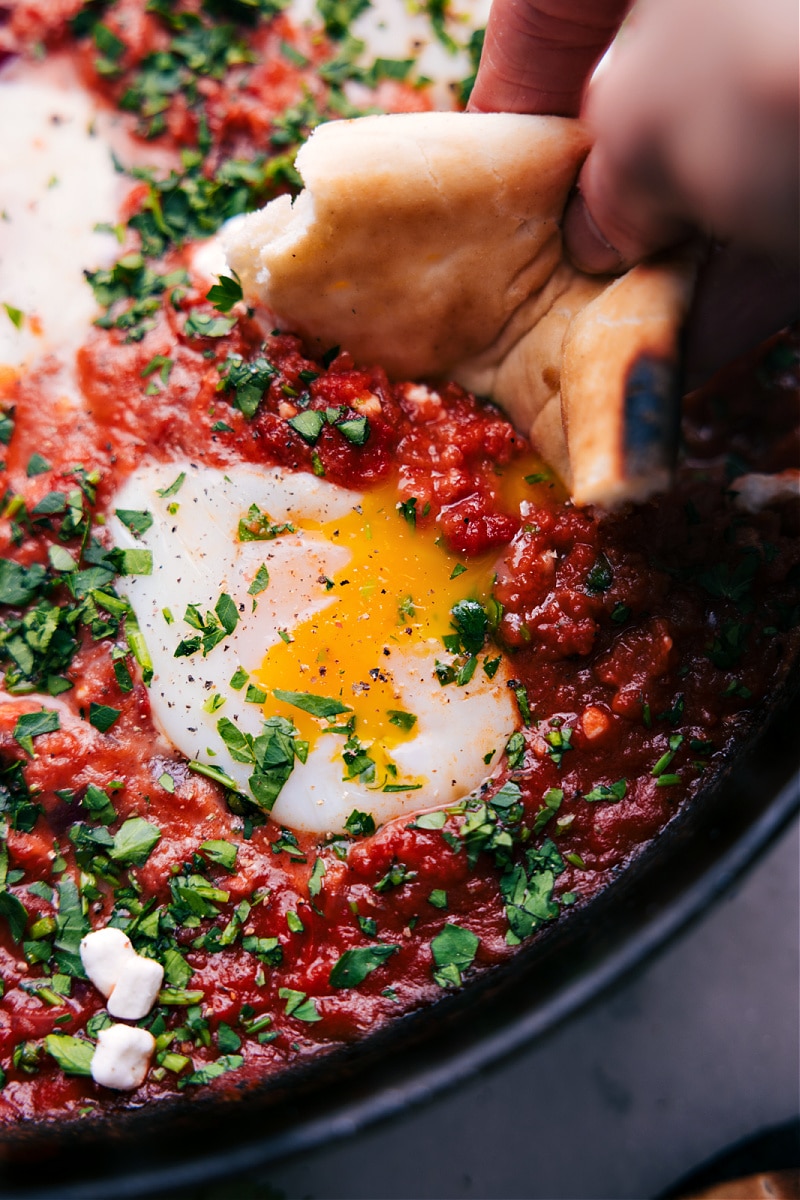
{"left": 431, "top": 923, "right": 479, "bottom": 989}
{"left": 344, "top": 809, "right": 376, "bottom": 837}
{"left": 43, "top": 1034, "right": 94, "bottom": 1076}
{"left": 13, "top": 709, "right": 60, "bottom": 757}
{"left": 279, "top": 987, "right": 321, "bottom": 1022}
{"left": 272, "top": 688, "right": 351, "bottom": 719}
{"left": 329, "top": 944, "right": 398, "bottom": 988}
{"left": 216, "top": 714, "right": 306, "bottom": 810}
{"left": 88, "top": 703, "right": 121, "bottom": 733}
{"left": 206, "top": 275, "right": 243, "bottom": 313}
{"left": 237, "top": 505, "right": 295, "bottom": 542}
{"left": 583, "top": 779, "right": 627, "bottom": 804}
{"left": 109, "top": 817, "right": 161, "bottom": 865}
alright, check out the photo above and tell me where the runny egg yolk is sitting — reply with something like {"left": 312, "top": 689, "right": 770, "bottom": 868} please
{"left": 253, "top": 455, "right": 559, "bottom": 772}
{"left": 253, "top": 479, "right": 496, "bottom": 762}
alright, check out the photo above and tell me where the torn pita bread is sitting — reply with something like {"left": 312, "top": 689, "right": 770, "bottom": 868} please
{"left": 225, "top": 112, "right": 696, "bottom": 508}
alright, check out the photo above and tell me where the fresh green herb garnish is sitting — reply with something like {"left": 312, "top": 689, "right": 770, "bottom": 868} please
{"left": 207, "top": 275, "right": 243, "bottom": 313}
{"left": 273, "top": 688, "right": 351, "bottom": 719}
{"left": 431, "top": 923, "right": 479, "bottom": 989}
{"left": 88, "top": 703, "right": 121, "bottom": 733}
{"left": 583, "top": 779, "right": 627, "bottom": 804}
{"left": 13, "top": 709, "right": 60, "bottom": 756}
{"left": 344, "top": 809, "right": 376, "bottom": 837}
{"left": 329, "top": 944, "right": 398, "bottom": 988}
{"left": 110, "top": 817, "right": 161, "bottom": 865}
{"left": 43, "top": 1034, "right": 94, "bottom": 1076}
{"left": 279, "top": 987, "right": 322, "bottom": 1022}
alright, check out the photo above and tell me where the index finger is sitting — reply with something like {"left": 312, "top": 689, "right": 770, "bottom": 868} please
{"left": 468, "top": 0, "right": 630, "bottom": 116}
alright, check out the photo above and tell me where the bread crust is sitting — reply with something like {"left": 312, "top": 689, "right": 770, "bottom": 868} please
{"left": 225, "top": 112, "right": 695, "bottom": 508}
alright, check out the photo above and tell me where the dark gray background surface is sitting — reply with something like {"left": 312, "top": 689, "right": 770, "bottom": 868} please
{"left": 244, "top": 814, "right": 800, "bottom": 1200}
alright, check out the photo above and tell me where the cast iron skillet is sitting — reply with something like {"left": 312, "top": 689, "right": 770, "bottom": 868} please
{"left": 1, "top": 678, "right": 797, "bottom": 1199}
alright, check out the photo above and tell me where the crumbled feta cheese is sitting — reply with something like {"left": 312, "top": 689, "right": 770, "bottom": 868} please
{"left": 80, "top": 927, "right": 137, "bottom": 997}
{"left": 91, "top": 1024, "right": 156, "bottom": 1091}
{"left": 81, "top": 926, "right": 165, "bottom": 1020}
{"left": 107, "top": 954, "right": 164, "bottom": 1020}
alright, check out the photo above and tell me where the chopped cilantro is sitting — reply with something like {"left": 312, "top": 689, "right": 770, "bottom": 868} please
{"left": 248, "top": 564, "right": 270, "bottom": 596}
{"left": 185, "top": 309, "right": 236, "bottom": 338}
{"left": 288, "top": 409, "right": 325, "bottom": 444}
{"left": 505, "top": 730, "right": 526, "bottom": 769}
{"left": 279, "top": 987, "right": 321, "bottom": 1022}
{"left": 344, "top": 810, "right": 376, "bottom": 837}
{"left": 545, "top": 725, "right": 573, "bottom": 767}
{"left": 237, "top": 505, "right": 295, "bottom": 542}
{"left": 82, "top": 783, "right": 117, "bottom": 825}
{"left": 532, "top": 787, "right": 563, "bottom": 832}
{"left": 88, "top": 703, "right": 121, "bottom": 733}
{"left": 651, "top": 734, "right": 684, "bottom": 779}
{"left": 431, "top": 923, "right": 479, "bottom": 988}
{"left": 219, "top": 354, "right": 276, "bottom": 418}
{"left": 110, "top": 817, "right": 161, "bottom": 865}
{"left": 179, "top": 1054, "right": 243, "bottom": 1088}
{"left": 696, "top": 554, "right": 759, "bottom": 607}
{"left": 286, "top": 909, "right": 304, "bottom": 933}
{"left": 483, "top": 656, "right": 501, "bottom": 679}
{"left": 316, "top": 0, "right": 371, "bottom": 38}
{"left": 584, "top": 779, "right": 627, "bottom": 804}
{"left": 43, "top": 1034, "right": 94, "bottom": 1077}
{"left": 216, "top": 714, "right": 303, "bottom": 810}
{"left": 374, "top": 861, "right": 415, "bottom": 893}
{"left": 409, "top": 811, "right": 446, "bottom": 830}
{"left": 199, "top": 839, "right": 238, "bottom": 871}
{"left": 329, "top": 944, "right": 398, "bottom": 988}
{"left": 156, "top": 471, "right": 186, "bottom": 498}
{"left": 0, "top": 892, "right": 28, "bottom": 943}
{"left": 336, "top": 414, "right": 369, "bottom": 445}
{"left": 387, "top": 709, "right": 416, "bottom": 732}
{"left": 13, "top": 708, "right": 60, "bottom": 756}
{"left": 206, "top": 275, "right": 242, "bottom": 313}
{"left": 2, "top": 303, "right": 24, "bottom": 331}
{"left": 397, "top": 497, "right": 419, "bottom": 528}
{"left": 611, "top": 602, "right": 630, "bottom": 625}
{"left": 273, "top": 688, "right": 351, "bottom": 719}
{"left": 229, "top": 666, "right": 249, "bottom": 690}
{"left": 115, "top": 509, "right": 153, "bottom": 538}
{"left": 449, "top": 598, "right": 488, "bottom": 656}
{"left": 26, "top": 453, "right": 51, "bottom": 478}
{"left": 513, "top": 685, "right": 532, "bottom": 725}
{"left": 585, "top": 552, "right": 614, "bottom": 594}
{"left": 308, "top": 857, "right": 326, "bottom": 898}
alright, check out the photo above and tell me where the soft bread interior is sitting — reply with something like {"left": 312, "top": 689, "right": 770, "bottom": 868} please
{"left": 224, "top": 112, "right": 695, "bottom": 508}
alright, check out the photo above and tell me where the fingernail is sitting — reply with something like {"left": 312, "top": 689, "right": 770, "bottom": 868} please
{"left": 563, "top": 190, "right": 628, "bottom": 276}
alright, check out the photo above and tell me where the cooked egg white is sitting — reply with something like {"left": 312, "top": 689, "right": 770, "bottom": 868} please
{"left": 110, "top": 462, "right": 519, "bottom": 834}
{"left": 0, "top": 63, "right": 123, "bottom": 373}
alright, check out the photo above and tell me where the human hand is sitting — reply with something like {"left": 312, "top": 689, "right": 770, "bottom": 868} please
{"left": 469, "top": 0, "right": 799, "bottom": 387}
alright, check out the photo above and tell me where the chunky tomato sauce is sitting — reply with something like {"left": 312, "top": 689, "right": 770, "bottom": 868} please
{"left": 0, "top": 0, "right": 798, "bottom": 1129}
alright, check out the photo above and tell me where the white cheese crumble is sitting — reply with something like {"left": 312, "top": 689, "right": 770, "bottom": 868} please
{"left": 106, "top": 954, "right": 164, "bottom": 1021}
{"left": 80, "top": 927, "right": 165, "bottom": 1086}
{"left": 91, "top": 1024, "right": 156, "bottom": 1091}
{"left": 80, "top": 927, "right": 137, "bottom": 996}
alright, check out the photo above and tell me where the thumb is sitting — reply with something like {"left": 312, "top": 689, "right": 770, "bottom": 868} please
{"left": 563, "top": 144, "right": 694, "bottom": 275}
{"left": 467, "top": 0, "right": 629, "bottom": 117}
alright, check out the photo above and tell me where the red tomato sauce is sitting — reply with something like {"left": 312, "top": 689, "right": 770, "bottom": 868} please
{"left": 0, "top": 0, "right": 798, "bottom": 1128}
